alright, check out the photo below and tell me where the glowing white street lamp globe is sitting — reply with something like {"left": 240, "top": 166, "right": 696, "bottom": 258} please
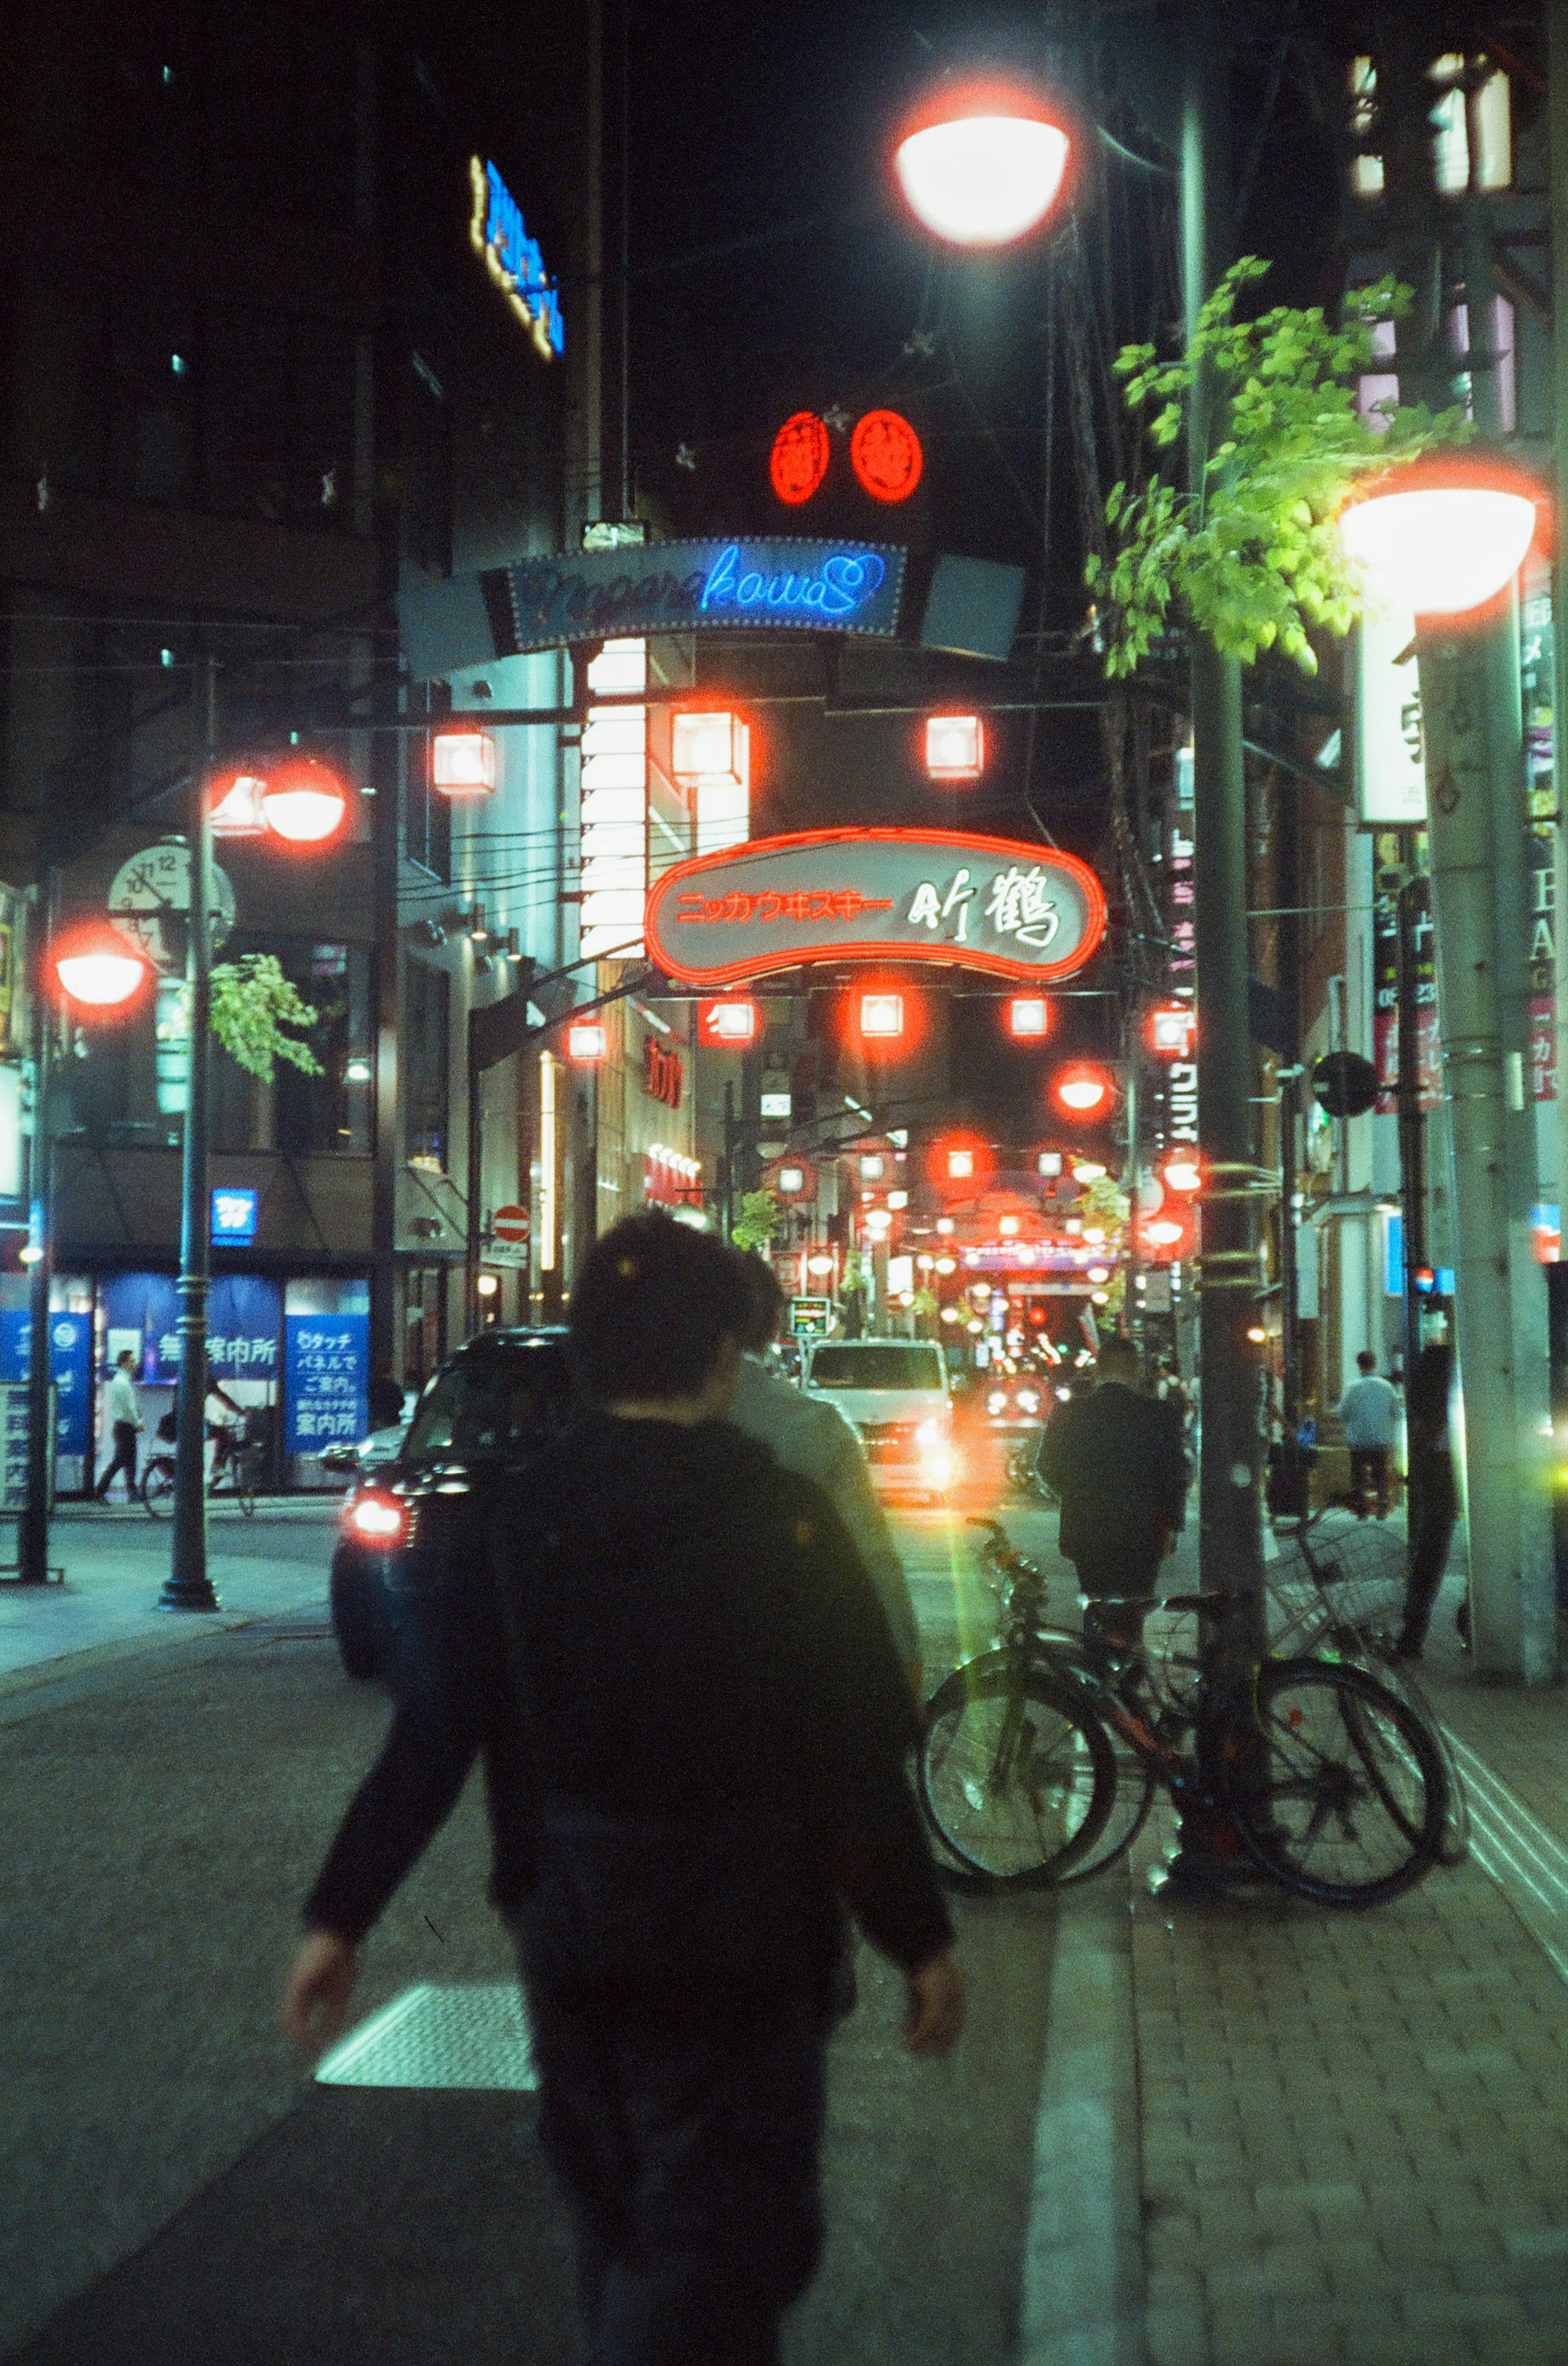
{"left": 52, "top": 926, "right": 150, "bottom": 1010}
{"left": 893, "top": 79, "right": 1073, "bottom": 248}
{"left": 1337, "top": 459, "right": 1541, "bottom": 618}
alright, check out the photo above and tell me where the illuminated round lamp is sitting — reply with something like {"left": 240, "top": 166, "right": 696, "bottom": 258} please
{"left": 1006, "top": 994, "right": 1049, "bottom": 1040}
{"left": 51, "top": 925, "right": 151, "bottom": 1012}
{"left": 863, "top": 1208, "right": 893, "bottom": 1235}
{"left": 433, "top": 725, "right": 499, "bottom": 798}
{"left": 850, "top": 410, "right": 923, "bottom": 504}
{"left": 1246, "top": 1325, "right": 1268, "bottom": 1345}
{"left": 935, "top": 1255, "right": 957, "bottom": 1274}
{"left": 966, "top": 1318, "right": 984, "bottom": 1335}
{"left": 935, "top": 1216, "right": 955, "bottom": 1234}
{"left": 475, "top": 1271, "right": 500, "bottom": 1299}
{"left": 940, "top": 1305, "right": 961, "bottom": 1324}
{"left": 897, "top": 1290, "right": 916, "bottom": 1307}
{"left": 893, "top": 77, "right": 1074, "bottom": 248}
{"left": 1082, "top": 1226, "right": 1106, "bottom": 1244}
{"left": 770, "top": 411, "right": 831, "bottom": 506}
{"left": 1087, "top": 1265, "right": 1111, "bottom": 1285}
{"left": 858, "top": 990, "right": 905, "bottom": 1041}
{"left": 1163, "top": 1157, "right": 1203, "bottom": 1193}
{"left": 261, "top": 757, "right": 349, "bottom": 846}
{"left": 1071, "top": 1159, "right": 1108, "bottom": 1184}
{"left": 566, "top": 1021, "right": 608, "bottom": 1062}
{"left": 1144, "top": 1218, "right": 1185, "bottom": 1249}
{"left": 1090, "top": 1291, "right": 1109, "bottom": 1307}
{"left": 776, "top": 1164, "right": 807, "bottom": 1197}
{"left": 998, "top": 1215, "right": 1020, "bottom": 1236}
{"left": 209, "top": 770, "right": 269, "bottom": 838}
{"left": 1053, "top": 1064, "right": 1113, "bottom": 1117}
{"left": 1337, "top": 455, "right": 1543, "bottom": 618}
{"left": 806, "top": 1254, "right": 836, "bottom": 1276}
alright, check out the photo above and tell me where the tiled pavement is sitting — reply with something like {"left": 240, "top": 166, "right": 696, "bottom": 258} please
{"left": 1115, "top": 1544, "right": 1568, "bottom": 2366}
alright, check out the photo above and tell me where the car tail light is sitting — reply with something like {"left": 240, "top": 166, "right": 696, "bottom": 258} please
{"left": 346, "top": 1491, "right": 407, "bottom": 1544}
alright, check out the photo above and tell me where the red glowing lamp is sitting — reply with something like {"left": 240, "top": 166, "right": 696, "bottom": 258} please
{"left": 1147, "top": 1004, "right": 1197, "bottom": 1058}
{"left": 671, "top": 710, "right": 749, "bottom": 792}
{"left": 1051, "top": 1061, "right": 1116, "bottom": 1119}
{"left": 51, "top": 924, "right": 151, "bottom": 1013}
{"left": 893, "top": 77, "right": 1075, "bottom": 248}
{"left": 850, "top": 409, "right": 923, "bottom": 504}
{"left": 1163, "top": 1157, "right": 1203, "bottom": 1193}
{"left": 859, "top": 990, "right": 904, "bottom": 1040}
{"left": 433, "top": 725, "right": 499, "bottom": 798}
{"left": 566, "top": 1021, "right": 608, "bottom": 1062}
{"left": 769, "top": 411, "right": 831, "bottom": 505}
{"left": 1007, "top": 996, "right": 1051, "bottom": 1040}
{"left": 260, "top": 758, "right": 349, "bottom": 846}
{"left": 697, "top": 998, "right": 758, "bottom": 1047}
{"left": 924, "top": 713, "right": 984, "bottom": 780}
{"left": 1336, "top": 454, "right": 1546, "bottom": 618}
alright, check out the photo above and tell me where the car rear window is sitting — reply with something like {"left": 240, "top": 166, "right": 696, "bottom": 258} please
{"left": 404, "top": 1349, "right": 574, "bottom": 1463}
{"left": 808, "top": 1345, "right": 944, "bottom": 1390}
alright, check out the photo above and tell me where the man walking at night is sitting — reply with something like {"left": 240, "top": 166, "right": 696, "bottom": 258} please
{"left": 1037, "top": 1335, "right": 1189, "bottom": 1662}
{"left": 283, "top": 1211, "right": 962, "bottom": 2365}
{"left": 95, "top": 1349, "right": 143, "bottom": 1503}
{"left": 1339, "top": 1349, "right": 1400, "bottom": 1519}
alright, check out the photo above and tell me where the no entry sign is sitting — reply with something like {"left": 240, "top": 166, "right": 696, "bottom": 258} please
{"left": 645, "top": 828, "right": 1106, "bottom": 988}
{"left": 489, "top": 1204, "right": 531, "bottom": 1267}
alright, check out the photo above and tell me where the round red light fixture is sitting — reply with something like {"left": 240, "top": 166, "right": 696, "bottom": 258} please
{"left": 51, "top": 924, "right": 152, "bottom": 1013}
{"left": 1051, "top": 1062, "right": 1115, "bottom": 1119}
{"left": 260, "top": 757, "right": 349, "bottom": 846}
{"left": 850, "top": 410, "right": 923, "bottom": 504}
{"left": 769, "top": 411, "right": 831, "bottom": 506}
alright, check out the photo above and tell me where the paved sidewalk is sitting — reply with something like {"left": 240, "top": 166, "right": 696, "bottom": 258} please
{"left": 0, "top": 1498, "right": 339, "bottom": 1683}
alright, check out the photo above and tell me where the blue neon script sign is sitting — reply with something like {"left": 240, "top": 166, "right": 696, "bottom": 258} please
{"left": 503, "top": 537, "right": 906, "bottom": 654}
{"left": 469, "top": 158, "right": 563, "bottom": 359}
{"left": 699, "top": 544, "right": 886, "bottom": 620}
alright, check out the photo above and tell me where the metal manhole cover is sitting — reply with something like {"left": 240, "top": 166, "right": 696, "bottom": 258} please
{"left": 315, "top": 1982, "right": 537, "bottom": 2091}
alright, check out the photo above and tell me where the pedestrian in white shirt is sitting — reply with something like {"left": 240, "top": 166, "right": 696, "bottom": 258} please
{"left": 1337, "top": 1350, "right": 1399, "bottom": 1519}
{"left": 726, "top": 1255, "right": 924, "bottom": 1700}
{"left": 97, "top": 1350, "right": 143, "bottom": 1503}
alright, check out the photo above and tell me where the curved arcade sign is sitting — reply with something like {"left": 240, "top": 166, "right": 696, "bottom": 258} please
{"left": 646, "top": 828, "right": 1106, "bottom": 988}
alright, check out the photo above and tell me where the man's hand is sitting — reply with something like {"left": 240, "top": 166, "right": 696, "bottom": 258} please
{"left": 281, "top": 1930, "right": 361, "bottom": 2058}
{"left": 903, "top": 1948, "right": 965, "bottom": 2057}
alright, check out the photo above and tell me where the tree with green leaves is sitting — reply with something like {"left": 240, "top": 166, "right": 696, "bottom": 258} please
{"left": 729, "top": 1189, "right": 780, "bottom": 1253}
{"left": 1086, "top": 259, "right": 1470, "bottom": 678}
{"left": 209, "top": 954, "right": 323, "bottom": 1082}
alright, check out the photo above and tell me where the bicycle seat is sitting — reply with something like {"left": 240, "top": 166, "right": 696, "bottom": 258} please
{"left": 1160, "top": 1589, "right": 1247, "bottom": 1617}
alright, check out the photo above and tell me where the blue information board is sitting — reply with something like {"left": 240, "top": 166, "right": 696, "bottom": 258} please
{"left": 0, "top": 1311, "right": 93, "bottom": 1456}
{"left": 211, "top": 1186, "right": 259, "bottom": 1244}
{"left": 100, "top": 1272, "right": 281, "bottom": 1384}
{"left": 285, "top": 1313, "right": 368, "bottom": 1452}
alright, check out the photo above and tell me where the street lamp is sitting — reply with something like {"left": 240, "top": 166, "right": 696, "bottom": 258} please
{"left": 1337, "top": 456, "right": 1542, "bottom": 618}
{"left": 893, "top": 77, "right": 1075, "bottom": 247}
{"left": 51, "top": 926, "right": 152, "bottom": 1011}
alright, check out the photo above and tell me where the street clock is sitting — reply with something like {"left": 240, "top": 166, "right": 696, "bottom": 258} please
{"left": 107, "top": 840, "right": 236, "bottom": 973}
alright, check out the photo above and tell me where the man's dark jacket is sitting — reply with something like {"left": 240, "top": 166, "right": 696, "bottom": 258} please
{"left": 304, "top": 1415, "right": 952, "bottom": 2020}
{"left": 1036, "top": 1381, "right": 1189, "bottom": 1578}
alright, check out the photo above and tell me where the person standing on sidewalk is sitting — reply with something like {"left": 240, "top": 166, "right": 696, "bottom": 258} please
{"left": 1036, "top": 1335, "right": 1189, "bottom": 1661}
{"left": 726, "top": 1254, "right": 924, "bottom": 1701}
{"left": 1393, "top": 1338, "right": 1460, "bottom": 1662}
{"left": 1338, "top": 1350, "right": 1400, "bottom": 1519}
{"left": 95, "top": 1351, "right": 143, "bottom": 1503}
{"left": 283, "top": 1211, "right": 962, "bottom": 2366}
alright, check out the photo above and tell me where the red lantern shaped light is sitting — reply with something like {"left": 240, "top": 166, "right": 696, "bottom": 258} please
{"left": 51, "top": 923, "right": 152, "bottom": 1014}
{"left": 260, "top": 757, "right": 349, "bottom": 846}
{"left": 697, "top": 998, "right": 758, "bottom": 1047}
{"left": 1051, "top": 1061, "right": 1116, "bottom": 1119}
{"left": 850, "top": 409, "right": 923, "bottom": 504}
{"left": 769, "top": 411, "right": 831, "bottom": 506}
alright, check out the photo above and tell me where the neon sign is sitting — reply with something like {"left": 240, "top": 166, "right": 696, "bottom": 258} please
{"left": 503, "top": 537, "right": 905, "bottom": 652}
{"left": 469, "top": 158, "right": 563, "bottom": 360}
{"left": 645, "top": 829, "right": 1106, "bottom": 988}
{"left": 771, "top": 413, "right": 831, "bottom": 505}
{"left": 851, "top": 410, "right": 923, "bottom": 502}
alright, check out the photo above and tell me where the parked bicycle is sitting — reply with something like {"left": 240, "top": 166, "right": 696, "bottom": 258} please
{"left": 918, "top": 1514, "right": 1452, "bottom": 1907}
{"left": 141, "top": 1418, "right": 261, "bottom": 1518}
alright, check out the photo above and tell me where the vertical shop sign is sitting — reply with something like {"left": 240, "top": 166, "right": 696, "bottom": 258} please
{"left": 1371, "top": 835, "right": 1439, "bottom": 1114}
{"left": 1522, "top": 584, "right": 1556, "bottom": 1101}
{"left": 285, "top": 1313, "right": 368, "bottom": 1450}
{"left": 0, "top": 1311, "right": 91, "bottom": 1454}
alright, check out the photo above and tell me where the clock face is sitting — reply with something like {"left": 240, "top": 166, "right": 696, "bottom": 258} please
{"left": 107, "top": 841, "right": 236, "bottom": 972}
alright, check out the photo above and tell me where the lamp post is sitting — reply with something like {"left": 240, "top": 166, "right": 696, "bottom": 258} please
{"left": 1340, "top": 458, "right": 1556, "bottom": 1682}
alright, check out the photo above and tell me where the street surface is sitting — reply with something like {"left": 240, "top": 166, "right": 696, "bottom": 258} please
{"left": 1, "top": 1482, "right": 1566, "bottom": 2364}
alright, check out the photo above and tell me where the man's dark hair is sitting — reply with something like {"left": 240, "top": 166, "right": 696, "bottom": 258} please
{"left": 733, "top": 1253, "right": 785, "bottom": 1354}
{"left": 1095, "top": 1336, "right": 1141, "bottom": 1384}
{"left": 1356, "top": 1349, "right": 1377, "bottom": 1374}
{"left": 569, "top": 1213, "right": 749, "bottom": 1404}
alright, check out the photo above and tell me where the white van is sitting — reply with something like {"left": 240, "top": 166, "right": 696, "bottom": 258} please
{"left": 802, "top": 1339, "right": 954, "bottom": 1501}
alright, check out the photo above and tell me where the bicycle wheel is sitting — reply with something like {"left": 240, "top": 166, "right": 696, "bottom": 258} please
{"left": 140, "top": 1460, "right": 174, "bottom": 1519}
{"left": 1376, "top": 1661, "right": 1469, "bottom": 1868}
{"left": 1224, "top": 1657, "right": 1447, "bottom": 1906}
{"left": 230, "top": 1454, "right": 257, "bottom": 1516}
{"left": 919, "top": 1657, "right": 1116, "bottom": 1887}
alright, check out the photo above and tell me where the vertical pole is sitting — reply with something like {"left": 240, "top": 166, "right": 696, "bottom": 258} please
{"left": 17, "top": 878, "right": 56, "bottom": 1584}
{"left": 1394, "top": 848, "right": 1428, "bottom": 1372}
{"left": 722, "top": 1079, "right": 735, "bottom": 1241}
{"left": 1173, "top": 0, "right": 1267, "bottom": 1883}
{"left": 1546, "top": 0, "right": 1568, "bottom": 1611}
{"left": 1122, "top": 1021, "right": 1143, "bottom": 1347}
{"left": 465, "top": 1019, "right": 483, "bottom": 1336}
{"left": 1417, "top": 610, "right": 1555, "bottom": 1680}
{"left": 161, "top": 656, "right": 219, "bottom": 1612}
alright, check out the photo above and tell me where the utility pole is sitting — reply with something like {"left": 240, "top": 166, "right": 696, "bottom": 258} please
{"left": 16, "top": 874, "right": 57, "bottom": 1586}
{"left": 160, "top": 656, "right": 220, "bottom": 1614}
{"left": 1169, "top": 0, "right": 1268, "bottom": 1884}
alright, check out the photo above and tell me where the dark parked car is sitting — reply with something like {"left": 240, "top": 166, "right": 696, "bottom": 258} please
{"left": 329, "top": 1327, "right": 575, "bottom": 1685}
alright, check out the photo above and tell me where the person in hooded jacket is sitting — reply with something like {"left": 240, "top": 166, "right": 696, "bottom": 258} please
{"left": 1036, "top": 1334, "right": 1190, "bottom": 1662}
{"left": 282, "top": 1211, "right": 962, "bottom": 2366}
